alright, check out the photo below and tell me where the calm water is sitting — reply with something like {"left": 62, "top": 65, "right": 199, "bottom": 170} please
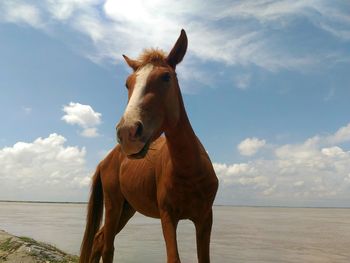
{"left": 0, "top": 202, "right": 350, "bottom": 262}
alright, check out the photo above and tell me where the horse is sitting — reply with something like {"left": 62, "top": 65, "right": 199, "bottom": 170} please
{"left": 79, "top": 29, "right": 218, "bottom": 263}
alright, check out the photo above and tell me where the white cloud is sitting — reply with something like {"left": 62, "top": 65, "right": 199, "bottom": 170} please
{"left": 321, "top": 146, "right": 346, "bottom": 157}
{"left": 46, "top": 0, "right": 99, "bottom": 21}
{"left": 62, "top": 102, "right": 101, "bottom": 127}
{"left": 22, "top": 106, "right": 32, "bottom": 115}
{"left": 58, "top": 0, "right": 350, "bottom": 72}
{"left": 0, "top": 1, "right": 43, "bottom": 28}
{"left": 215, "top": 122, "right": 350, "bottom": 206}
{"left": 326, "top": 123, "right": 350, "bottom": 144}
{"left": 0, "top": 0, "right": 349, "bottom": 75}
{"left": 234, "top": 74, "right": 251, "bottom": 90}
{"left": 0, "top": 134, "right": 91, "bottom": 201}
{"left": 62, "top": 102, "right": 102, "bottom": 137}
{"left": 80, "top": 127, "right": 99, "bottom": 138}
{"left": 238, "top": 137, "right": 266, "bottom": 156}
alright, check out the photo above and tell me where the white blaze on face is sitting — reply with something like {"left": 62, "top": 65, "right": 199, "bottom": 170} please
{"left": 123, "top": 64, "right": 153, "bottom": 124}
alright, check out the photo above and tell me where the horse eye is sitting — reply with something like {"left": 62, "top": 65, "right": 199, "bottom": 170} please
{"left": 125, "top": 83, "right": 129, "bottom": 89}
{"left": 161, "top": 72, "right": 171, "bottom": 82}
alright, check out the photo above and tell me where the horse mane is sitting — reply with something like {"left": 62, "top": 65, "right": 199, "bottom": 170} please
{"left": 137, "top": 48, "right": 167, "bottom": 67}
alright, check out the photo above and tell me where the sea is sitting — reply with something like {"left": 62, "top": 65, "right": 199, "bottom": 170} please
{"left": 0, "top": 202, "right": 349, "bottom": 262}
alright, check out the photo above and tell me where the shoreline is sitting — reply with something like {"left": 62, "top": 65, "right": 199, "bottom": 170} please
{"left": 0, "top": 229, "right": 78, "bottom": 263}
{"left": 0, "top": 200, "right": 87, "bottom": 205}
{"left": 1, "top": 200, "right": 350, "bottom": 209}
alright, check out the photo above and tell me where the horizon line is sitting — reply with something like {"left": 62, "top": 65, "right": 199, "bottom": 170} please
{"left": 0, "top": 200, "right": 349, "bottom": 209}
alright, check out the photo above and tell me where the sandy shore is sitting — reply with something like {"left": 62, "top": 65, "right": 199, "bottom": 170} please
{"left": 0, "top": 229, "right": 78, "bottom": 263}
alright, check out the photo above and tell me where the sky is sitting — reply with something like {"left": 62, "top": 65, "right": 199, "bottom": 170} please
{"left": 0, "top": 0, "right": 350, "bottom": 206}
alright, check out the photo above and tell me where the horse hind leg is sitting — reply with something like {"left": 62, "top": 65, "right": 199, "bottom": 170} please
{"left": 104, "top": 201, "right": 136, "bottom": 259}
{"left": 102, "top": 200, "right": 137, "bottom": 262}
{"left": 115, "top": 201, "right": 136, "bottom": 234}
{"left": 89, "top": 201, "right": 135, "bottom": 263}
{"left": 89, "top": 228, "right": 104, "bottom": 263}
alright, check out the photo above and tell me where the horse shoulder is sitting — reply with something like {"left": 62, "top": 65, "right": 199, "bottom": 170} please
{"left": 98, "top": 145, "right": 124, "bottom": 190}
{"left": 155, "top": 145, "right": 217, "bottom": 217}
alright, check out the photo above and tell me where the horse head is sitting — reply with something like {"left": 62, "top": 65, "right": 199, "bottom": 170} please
{"left": 116, "top": 30, "right": 188, "bottom": 159}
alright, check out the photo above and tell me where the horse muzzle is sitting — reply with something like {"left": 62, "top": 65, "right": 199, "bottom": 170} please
{"left": 116, "top": 120, "right": 150, "bottom": 158}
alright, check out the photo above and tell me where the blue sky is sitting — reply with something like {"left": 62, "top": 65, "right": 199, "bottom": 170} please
{"left": 0, "top": 0, "right": 350, "bottom": 206}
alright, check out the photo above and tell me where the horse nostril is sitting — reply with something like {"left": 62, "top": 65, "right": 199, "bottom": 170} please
{"left": 135, "top": 121, "right": 143, "bottom": 138}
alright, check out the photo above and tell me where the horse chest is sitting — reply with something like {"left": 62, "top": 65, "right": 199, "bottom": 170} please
{"left": 119, "top": 159, "right": 160, "bottom": 217}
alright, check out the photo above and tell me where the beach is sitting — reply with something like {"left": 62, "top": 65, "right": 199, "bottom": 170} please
{"left": 0, "top": 202, "right": 350, "bottom": 262}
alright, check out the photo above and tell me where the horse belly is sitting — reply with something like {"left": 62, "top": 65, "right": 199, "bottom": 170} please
{"left": 119, "top": 160, "right": 160, "bottom": 218}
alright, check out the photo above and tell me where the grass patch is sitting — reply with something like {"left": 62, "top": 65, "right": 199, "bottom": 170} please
{"left": 0, "top": 234, "right": 79, "bottom": 263}
{"left": 0, "top": 237, "right": 22, "bottom": 252}
{"left": 19, "top": 236, "right": 79, "bottom": 263}
{"left": 0, "top": 236, "right": 79, "bottom": 263}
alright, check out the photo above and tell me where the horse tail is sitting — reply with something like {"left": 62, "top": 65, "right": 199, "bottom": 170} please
{"left": 79, "top": 166, "right": 103, "bottom": 263}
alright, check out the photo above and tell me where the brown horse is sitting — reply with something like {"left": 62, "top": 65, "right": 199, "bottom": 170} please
{"left": 80, "top": 29, "right": 218, "bottom": 263}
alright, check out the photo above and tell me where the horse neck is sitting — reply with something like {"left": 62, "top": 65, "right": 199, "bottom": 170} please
{"left": 164, "top": 85, "right": 201, "bottom": 172}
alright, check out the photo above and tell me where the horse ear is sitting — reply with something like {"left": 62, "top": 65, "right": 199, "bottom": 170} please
{"left": 166, "top": 29, "right": 188, "bottom": 69}
{"left": 122, "top": 55, "right": 140, "bottom": 71}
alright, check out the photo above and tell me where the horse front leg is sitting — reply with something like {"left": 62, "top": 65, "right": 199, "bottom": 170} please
{"left": 194, "top": 209, "right": 213, "bottom": 263}
{"left": 160, "top": 210, "right": 181, "bottom": 263}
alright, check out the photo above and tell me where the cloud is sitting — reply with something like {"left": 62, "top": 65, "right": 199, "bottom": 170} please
{"left": 22, "top": 106, "right": 32, "bottom": 115}
{"left": 0, "top": 1, "right": 43, "bottom": 28}
{"left": 215, "top": 122, "right": 350, "bottom": 206}
{"left": 234, "top": 74, "right": 251, "bottom": 90}
{"left": 238, "top": 137, "right": 266, "bottom": 156}
{"left": 80, "top": 127, "right": 99, "bottom": 138}
{"left": 45, "top": 0, "right": 99, "bottom": 21}
{"left": 326, "top": 123, "right": 350, "bottom": 144}
{"left": 0, "top": 0, "right": 349, "bottom": 76}
{"left": 62, "top": 102, "right": 102, "bottom": 138}
{"left": 0, "top": 134, "right": 91, "bottom": 201}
